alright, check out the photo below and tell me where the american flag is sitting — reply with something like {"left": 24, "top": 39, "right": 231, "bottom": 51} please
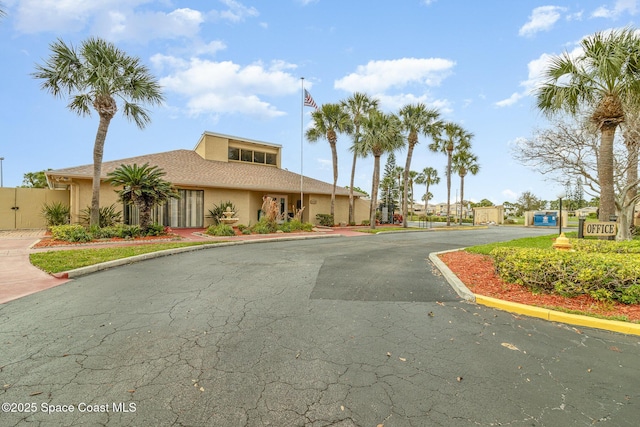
{"left": 304, "top": 89, "right": 318, "bottom": 110}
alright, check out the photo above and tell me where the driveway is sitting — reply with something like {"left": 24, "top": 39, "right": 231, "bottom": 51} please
{"left": 1, "top": 227, "right": 638, "bottom": 426}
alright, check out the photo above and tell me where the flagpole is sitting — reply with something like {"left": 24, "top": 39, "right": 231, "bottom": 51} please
{"left": 300, "top": 77, "right": 304, "bottom": 218}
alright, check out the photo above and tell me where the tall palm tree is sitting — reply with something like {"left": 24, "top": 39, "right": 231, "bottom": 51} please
{"left": 341, "top": 93, "right": 379, "bottom": 224}
{"left": 33, "top": 37, "right": 164, "bottom": 227}
{"left": 415, "top": 167, "right": 440, "bottom": 215}
{"left": 452, "top": 149, "right": 480, "bottom": 225}
{"left": 429, "top": 122, "right": 472, "bottom": 226}
{"left": 536, "top": 28, "right": 640, "bottom": 222}
{"left": 356, "top": 111, "right": 405, "bottom": 229}
{"left": 399, "top": 104, "right": 441, "bottom": 227}
{"left": 107, "top": 163, "right": 179, "bottom": 232}
{"left": 306, "top": 103, "right": 353, "bottom": 221}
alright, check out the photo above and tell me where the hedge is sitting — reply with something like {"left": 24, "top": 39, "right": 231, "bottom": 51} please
{"left": 491, "top": 247, "right": 640, "bottom": 304}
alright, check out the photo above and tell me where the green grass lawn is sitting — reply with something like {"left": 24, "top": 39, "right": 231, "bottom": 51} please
{"left": 30, "top": 242, "right": 215, "bottom": 274}
{"left": 465, "top": 233, "right": 569, "bottom": 255}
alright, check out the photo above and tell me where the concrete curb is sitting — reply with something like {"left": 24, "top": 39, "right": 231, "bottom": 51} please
{"left": 430, "top": 249, "right": 640, "bottom": 337}
{"left": 55, "top": 233, "right": 341, "bottom": 279}
{"left": 428, "top": 249, "right": 475, "bottom": 302}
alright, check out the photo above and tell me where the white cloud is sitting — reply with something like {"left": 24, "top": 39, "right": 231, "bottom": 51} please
{"left": 317, "top": 158, "right": 332, "bottom": 170}
{"left": 495, "top": 92, "right": 524, "bottom": 108}
{"left": 13, "top": 0, "right": 257, "bottom": 41}
{"left": 502, "top": 189, "right": 518, "bottom": 200}
{"left": 334, "top": 58, "right": 455, "bottom": 93}
{"left": 216, "top": 0, "right": 258, "bottom": 23}
{"left": 592, "top": 0, "right": 638, "bottom": 18}
{"left": 95, "top": 8, "right": 205, "bottom": 43}
{"left": 158, "top": 57, "right": 299, "bottom": 119}
{"left": 519, "top": 6, "right": 566, "bottom": 37}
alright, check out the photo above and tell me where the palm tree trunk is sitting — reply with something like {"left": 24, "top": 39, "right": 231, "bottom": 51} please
{"left": 459, "top": 174, "right": 465, "bottom": 226}
{"left": 618, "top": 139, "right": 639, "bottom": 240}
{"left": 446, "top": 148, "right": 453, "bottom": 226}
{"left": 349, "top": 149, "right": 357, "bottom": 225}
{"left": 598, "top": 125, "right": 617, "bottom": 222}
{"left": 330, "top": 141, "right": 338, "bottom": 222}
{"left": 91, "top": 115, "right": 112, "bottom": 227}
{"left": 402, "top": 142, "right": 415, "bottom": 228}
{"left": 425, "top": 182, "right": 430, "bottom": 215}
{"left": 370, "top": 155, "right": 381, "bottom": 229}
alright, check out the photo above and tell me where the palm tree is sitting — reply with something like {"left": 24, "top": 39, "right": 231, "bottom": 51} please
{"left": 356, "top": 111, "right": 405, "bottom": 229}
{"left": 398, "top": 104, "right": 441, "bottom": 227}
{"left": 306, "top": 103, "right": 353, "bottom": 221}
{"left": 429, "top": 122, "right": 472, "bottom": 226}
{"left": 341, "top": 93, "right": 379, "bottom": 224}
{"left": 107, "top": 163, "right": 179, "bottom": 232}
{"left": 415, "top": 167, "right": 440, "bottom": 215}
{"left": 452, "top": 149, "right": 480, "bottom": 225}
{"left": 33, "top": 37, "right": 164, "bottom": 227}
{"left": 536, "top": 28, "right": 640, "bottom": 222}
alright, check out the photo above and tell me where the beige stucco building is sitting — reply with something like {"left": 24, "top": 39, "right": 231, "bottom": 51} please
{"left": 45, "top": 131, "right": 369, "bottom": 227}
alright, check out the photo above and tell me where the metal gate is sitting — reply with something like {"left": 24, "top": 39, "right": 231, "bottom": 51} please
{"left": 0, "top": 188, "right": 70, "bottom": 230}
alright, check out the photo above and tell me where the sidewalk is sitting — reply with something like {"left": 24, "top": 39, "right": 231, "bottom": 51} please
{"left": 0, "top": 230, "right": 70, "bottom": 304}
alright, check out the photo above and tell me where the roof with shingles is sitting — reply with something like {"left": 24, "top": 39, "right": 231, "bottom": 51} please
{"left": 46, "top": 149, "right": 362, "bottom": 197}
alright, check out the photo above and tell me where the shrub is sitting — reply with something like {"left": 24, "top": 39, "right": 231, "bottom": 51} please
{"left": 316, "top": 214, "right": 334, "bottom": 227}
{"left": 50, "top": 225, "right": 92, "bottom": 243}
{"left": 251, "top": 217, "right": 277, "bottom": 234}
{"left": 41, "top": 202, "right": 70, "bottom": 227}
{"left": 491, "top": 246, "right": 640, "bottom": 304}
{"left": 206, "top": 223, "right": 235, "bottom": 236}
{"left": 237, "top": 224, "right": 247, "bottom": 232}
{"left": 361, "top": 219, "right": 370, "bottom": 226}
{"left": 286, "top": 219, "right": 313, "bottom": 232}
{"left": 145, "top": 223, "right": 165, "bottom": 236}
{"left": 79, "top": 204, "right": 122, "bottom": 227}
{"left": 242, "top": 228, "right": 251, "bottom": 235}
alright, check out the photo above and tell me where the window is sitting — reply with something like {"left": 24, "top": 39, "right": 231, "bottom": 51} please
{"left": 124, "top": 189, "right": 204, "bottom": 228}
{"left": 228, "top": 145, "right": 277, "bottom": 166}
{"left": 266, "top": 153, "right": 276, "bottom": 165}
{"left": 228, "top": 147, "right": 240, "bottom": 161}
{"left": 241, "top": 149, "right": 253, "bottom": 162}
{"left": 253, "top": 151, "right": 265, "bottom": 163}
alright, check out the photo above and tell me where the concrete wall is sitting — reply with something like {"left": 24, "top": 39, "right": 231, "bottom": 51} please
{"left": 473, "top": 206, "right": 505, "bottom": 225}
{"left": 0, "top": 187, "right": 70, "bottom": 230}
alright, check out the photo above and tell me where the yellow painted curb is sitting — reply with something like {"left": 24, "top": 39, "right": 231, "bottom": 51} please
{"left": 475, "top": 295, "right": 640, "bottom": 336}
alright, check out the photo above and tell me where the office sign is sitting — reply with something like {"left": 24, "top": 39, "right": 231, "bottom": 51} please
{"left": 583, "top": 222, "right": 617, "bottom": 237}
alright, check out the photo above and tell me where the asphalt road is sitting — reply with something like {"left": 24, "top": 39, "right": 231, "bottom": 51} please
{"left": 1, "top": 227, "right": 639, "bottom": 426}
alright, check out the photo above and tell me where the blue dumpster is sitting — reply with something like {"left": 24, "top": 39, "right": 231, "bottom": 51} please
{"left": 533, "top": 211, "right": 557, "bottom": 226}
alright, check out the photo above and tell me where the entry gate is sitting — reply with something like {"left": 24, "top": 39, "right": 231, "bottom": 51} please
{"left": 0, "top": 187, "right": 69, "bottom": 230}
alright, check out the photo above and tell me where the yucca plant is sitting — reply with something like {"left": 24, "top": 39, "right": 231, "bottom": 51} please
{"left": 41, "top": 201, "right": 70, "bottom": 227}
{"left": 79, "top": 204, "right": 123, "bottom": 227}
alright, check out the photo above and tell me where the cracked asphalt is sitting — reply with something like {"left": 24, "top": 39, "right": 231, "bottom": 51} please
{"left": 1, "top": 227, "right": 639, "bottom": 426}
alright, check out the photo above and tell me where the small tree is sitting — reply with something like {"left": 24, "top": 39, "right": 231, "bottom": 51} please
{"left": 107, "top": 163, "right": 179, "bottom": 233}
{"left": 22, "top": 170, "right": 51, "bottom": 188}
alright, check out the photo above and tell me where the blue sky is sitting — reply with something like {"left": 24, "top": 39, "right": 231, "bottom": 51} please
{"left": 0, "top": 0, "right": 638, "bottom": 205}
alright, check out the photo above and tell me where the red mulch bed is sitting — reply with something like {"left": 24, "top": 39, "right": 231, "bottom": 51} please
{"left": 439, "top": 251, "right": 640, "bottom": 322}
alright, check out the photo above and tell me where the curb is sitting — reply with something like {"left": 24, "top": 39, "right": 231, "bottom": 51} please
{"left": 53, "top": 233, "right": 341, "bottom": 279}
{"left": 430, "top": 249, "right": 640, "bottom": 337}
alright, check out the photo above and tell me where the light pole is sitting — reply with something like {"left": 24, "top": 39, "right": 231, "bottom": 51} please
{"left": 0, "top": 157, "right": 4, "bottom": 187}
{"left": 557, "top": 191, "right": 566, "bottom": 235}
